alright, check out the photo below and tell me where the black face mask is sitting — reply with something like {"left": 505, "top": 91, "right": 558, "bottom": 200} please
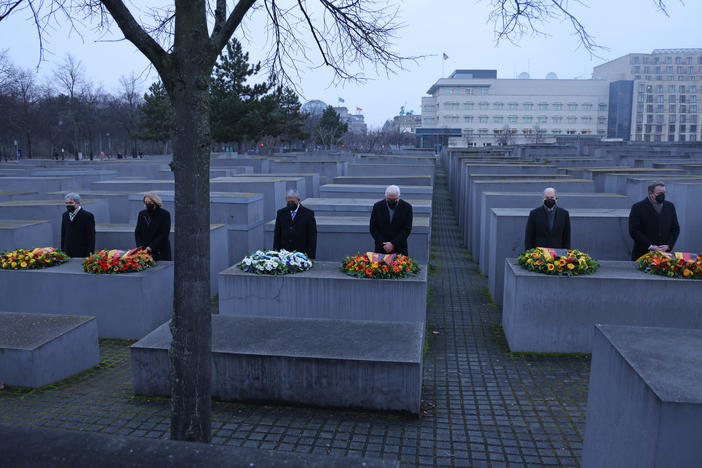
{"left": 544, "top": 198, "right": 556, "bottom": 209}
{"left": 66, "top": 205, "right": 76, "bottom": 213}
{"left": 287, "top": 201, "right": 298, "bottom": 211}
{"left": 655, "top": 193, "right": 665, "bottom": 204}
{"left": 145, "top": 203, "right": 156, "bottom": 212}
{"left": 387, "top": 199, "right": 399, "bottom": 209}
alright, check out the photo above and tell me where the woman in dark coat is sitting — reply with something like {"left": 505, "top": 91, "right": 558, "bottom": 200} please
{"left": 135, "top": 192, "right": 172, "bottom": 261}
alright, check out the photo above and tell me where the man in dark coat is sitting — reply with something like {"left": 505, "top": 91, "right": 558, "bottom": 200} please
{"left": 524, "top": 187, "right": 571, "bottom": 250}
{"left": 61, "top": 192, "right": 95, "bottom": 258}
{"left": 135, "top": 192, "right": 172, "bottom": 261}
{"left": 370, "top": 185, "right": 413, "bottom": 256}
{"left": 273, "top": 189, "right": 317, "bottom": 258}
{"left": 628, "top": 181, "right": 680, "bottom": 260}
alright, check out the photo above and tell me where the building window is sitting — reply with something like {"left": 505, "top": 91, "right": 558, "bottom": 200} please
{"left": 508, "top": 116, "right": 518, "bottom": 124}
{"left": 479, "top": 88, "right": 489, "bottom": 95}
{"left": 690, "top": 76, "right": 697, "bottom": 81}
{"left": 552, "top": 116, "right": 563, "bottom": 123}
{"left": 656, "top": 114, "right": 664, "bottom": 124}
{"left": 637, "top": 94, "right": 645, "bottom": 103}
{"left": 552, "top": 129, "right": 562, "bottom": 134}
{"left": 647, "top": 105, "right": 654, "bottom": 113}
{"left": 538, "top": 116, "right": 548, "bottom": 123}
{"left": 690, "top": 86, "right": 697, "bottom": 93}
{"left": 478, "top": 128, "right": 488, "bottom": 134}
{"left": 598, "top": 104, "right": 607, "bottom": 111}
{"left": 538, "top": 103, "right": 548, "bottom": 110}
{"left": 657, "top": 105, "right": 664, "bottom": 113}
{"left": 681, "top": 115, "right": 687, "bottom": 123}
{"left": 598, "top": 117, "right": 606, "bottom": 125}
{"left": 464, "top": 88, "right": 474, "bottom": 95}
{"left": 567, "top": 117, "right": 577, "bottom": 124}
{"left": 680, "top": 95, "right": 687, "bottom": 103}
{"left": 508, "top": 103, "right": 518, "bottom": 110}
{"left": 692, "top": 115, "right": 698, "bottom": 123}
{"left": 464, "top": 116, "right": 474, "bottom": 123}
{"left": 582, "top": 103, "right": 593, "bottom": 111}
{"left": 669, "top": 125, "right": 676, "bottom": 133}
{"left": 690, "top": 125, "right": 697, "bottom": 133}
{"left": 669, "top": 104, "right": 676, "bottom": 113}
{"left": 493, "top": 116, "right": 503, "bottom": 123}
{"left": 675, "top": 57, "right": 682, "bottom": 64}
{"left": 493, "top": 102, "right": 504, "bottom": 110}
{"left": 656, "top": 125, "right": 663, "bottom": 133}
{"left": 479, "top": 116, "right": 488, "bottom": 123}
{"left": 552, "top": 103, "right": 563, "bottom": 111}
{"left": 582, "top": 117, "right": 593, "bottom": 123}
{"left": 656, "top": 85, "right": 664, "bottom": 93}
{"left": 646, "top": 114, "right": 653, "bottom": 123}
{"left": 691, "top": 135, "right": 697, "bottom": 142}
{"left": 637, "top": 103, "right": 644, "bottom": 113}
{"left": 632, "top": 56, "right": 639, "bottom": 64}
{"left": 567, "top": 103, "right": 577, "bottom": 111}
{"left": 464, "top": 102, "right": 474, "bottom": 110}
{"left": 657, "top": 95, "right": 665, "bottom": 103}
{"left": 479, "top": 102, "right": 489, "bottom": 110}
{"left": 690, "top": 105, "right": 697, "bottom": 112}
{"left": 522, "top": 116, "right": 533, "bottom": 123}
{"left": 523, "top": 103, "right": 534, "bottom": 110}
{"left": 669, "top": 115, "right": 676, "bottom": 123}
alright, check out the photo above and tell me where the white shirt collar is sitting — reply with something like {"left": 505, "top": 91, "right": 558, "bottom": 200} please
{"left": 69, "top": 205, "right": 82, "bottom": 220}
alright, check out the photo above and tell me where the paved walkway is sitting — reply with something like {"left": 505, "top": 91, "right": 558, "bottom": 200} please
{"left": 0, "top": 166, "right": 591, "bottom": 467}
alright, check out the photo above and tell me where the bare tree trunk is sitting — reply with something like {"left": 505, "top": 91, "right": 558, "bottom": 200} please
{"left": 165, "top": 0, "right": 212, "bottom": 443}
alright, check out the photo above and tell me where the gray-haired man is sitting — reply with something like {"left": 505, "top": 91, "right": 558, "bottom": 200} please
{"left": 273, "top": 188, "right": 317, "bottom": 258}
{"left": 61, "top": 192, "right": 95, "bottom": 257}
{"left": 370, "top": 185, "right": 413, "bottom": 255}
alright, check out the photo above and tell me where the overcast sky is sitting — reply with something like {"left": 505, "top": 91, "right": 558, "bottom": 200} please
{"left": 1, "top": 0, "right": 701, "bottom": 127}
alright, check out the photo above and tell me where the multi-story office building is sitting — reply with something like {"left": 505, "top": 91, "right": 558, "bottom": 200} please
{"left": 417, "top": 69, "right": 610, "bottom": 148}
{"left": 593, "top": 49, "right": 702, "bottom": 142}
{"left": 334, "top": 107, "right": 368, "bottom": 134}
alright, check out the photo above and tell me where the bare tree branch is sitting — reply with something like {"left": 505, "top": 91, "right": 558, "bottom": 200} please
{"left": 209, "top": 0, "right": 258, "bottom": 62}
{"left": 0, "top": 0, "right": 23, "bottom": 21}
{"left": 99, "top": 0, "right": 170, "bottom": 75}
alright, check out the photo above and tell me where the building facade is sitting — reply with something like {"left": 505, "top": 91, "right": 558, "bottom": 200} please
{"left": 593, "top": 49, "right": 702, "bottom": 142}
{"left": 419, "top": 69, "right": 610, "bottom": 147}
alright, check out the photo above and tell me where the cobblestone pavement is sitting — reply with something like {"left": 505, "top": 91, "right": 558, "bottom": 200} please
{"left": 0, "top": 166, "right": 591, "bottom": 467}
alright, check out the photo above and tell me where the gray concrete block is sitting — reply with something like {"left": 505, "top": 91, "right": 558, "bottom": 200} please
{"left": 502, "top": 259, "right": 702, "bottom": 353}
{"left": 319, "top": 184, "right": 433, "bottom": 200}
{"left": 89, "top": 179, "right": 174, "bottom": 193}
{"left": 210, "top": 177, "right": 287, "bottom": 221}
{"left": 263, "top": 216, "right": 431, "bottom": 263}
{"left": 0, "top": 259, "right": 173, "bottom": 339}
{"left": 131, "top": 315, "right": 423, "bottom": 414}
{"left": 0, "top": 177, "right": 75, "bottom": 196}
{"left": 0, "top": 312, "right": 99, "bottom": 387}
{"left": 300, "top": 197, "right": 431, "bottom": 218}
{"left": 486, "top": 208, "right": 633, "bottom": 304}
{"left": 267, "top": 160, "right": 347, "bottom": 184}
{"left": 0, "top": 220, "right": 53, "bottom": 252}
{"left": 0, "top": 190, "right": 40, "bottom": 202}
{"left": 219, "top": 261, "right": 427, "bottom": 323}
{"left": 347, "top": 163, "right": 434, "bottom": 177}
{"left": 333, "top": 175, "right": 432, "bottom": 186}
{"left": 582, "top": 325, "right": 702, "bottom": 467}
{"left": 49, "top": 190, "right": 139, "bottom": 224}
{"left": 95, "top": 223, "right": 227, "bottom": 297}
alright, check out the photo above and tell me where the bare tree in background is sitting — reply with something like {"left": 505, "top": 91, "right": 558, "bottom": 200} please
{"left": 0, "top": 0, "right": 672, "bottom": 444}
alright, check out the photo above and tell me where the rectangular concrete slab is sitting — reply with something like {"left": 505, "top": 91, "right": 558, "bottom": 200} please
{"left": 0, "top": 259, "right": 173, "bottom": 339}
{"left": 219, "top": 261, "right": 427, "bottom": 323}
{"left": 0, "top": 220, "right": 53, "bottom": 252}
{"left": 582, "top": 325, "right": 702, "bottom": 468}
{"left": 0, "top": 312, "right": 99, "bottom": 387}
{"left": 319, "top": 184, "right": 433, "bottom": 200}
{"left": 131, "top": 315, "right": 423, "bottom": 414}
{"left": 502, "top": 259, "right": 702, "bottom": 353}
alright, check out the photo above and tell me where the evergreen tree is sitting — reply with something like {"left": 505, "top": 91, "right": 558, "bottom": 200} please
{"left": 315, "top": 106, "right": 347, "bottom": 148}
{"left": 135, "top": 81, "right": 173, "bottom": 153}
{"left": 210, "top": 39, "right": 270, "bottom": 149}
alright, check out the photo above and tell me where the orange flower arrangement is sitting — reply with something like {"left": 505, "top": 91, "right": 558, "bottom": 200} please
{"left": 82, "top": 248, "right": 154, "bottom": 274}
{"left": 341, "top": 252, "right": 420, "bottom": 279}
{"left": 637, "top": 251, "right": 702, "bottom": 279}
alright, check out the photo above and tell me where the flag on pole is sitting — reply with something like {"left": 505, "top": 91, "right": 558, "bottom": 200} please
{"left": 356, "top": 107, "right": 363, "bottom": 112}
{"left": 443, "top": 53, "right": 449, "bottom": 60}
{"left": 338, "top": 97, "right": 345, "bottom": 103}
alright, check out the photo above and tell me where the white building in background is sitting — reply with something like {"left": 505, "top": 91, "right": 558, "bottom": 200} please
{"left": 417, "top": 69, "right": 610, "bottom": 148}
{"left": 593, "top": 49, "right": 701, "bottom": 142}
